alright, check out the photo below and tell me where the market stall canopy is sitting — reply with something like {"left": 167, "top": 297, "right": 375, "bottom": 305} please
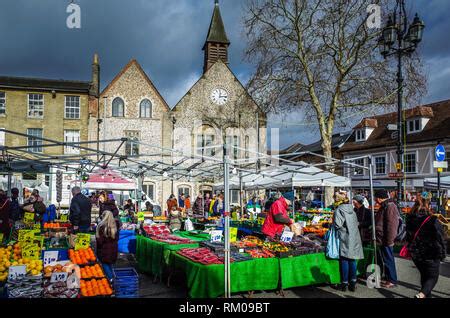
{"left": 424, "top": 176, "right": 450, "bottom": 190}
{"left": 74, "top": 169, "right": 137, "bottom": 191}
{"left": 214, "top": 163, "right": 350, "bottom": 190}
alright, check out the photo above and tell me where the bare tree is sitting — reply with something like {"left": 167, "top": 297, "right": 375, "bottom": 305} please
{"left": 244, "top": 0, "right": 426, "bottom": 205}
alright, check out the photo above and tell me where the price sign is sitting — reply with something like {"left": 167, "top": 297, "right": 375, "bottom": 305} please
{"left": 50, "top": 272, "right": 68, "bottom": 283}
{"left": 8, "top": 265, "right": 27, "bottom": 281}
{"left": 33, "top": 222, "right": 41, "bottom": 231}
{"left": 34, "top": 235, "right": 45, "bottom": 248}
{"left": 137, "top": 212, "right": 145, "bottom": 221}
{"left": 43, "top": 251, "right": 59, "bottom": 266}
{"left": 75, "top": 233, "right": 91, "bottom": 250}
{"left": 280, "top": 230, "right": 294, "bottom": 243}
{"left": 60, "top": 214, "right": 68, "bottom": 221}
{"left": 24, "top": 212, "right": 35, "bottom": 223}
{"left": 0, "top": 233, "right": 3, "bottom": 243}
{"left": 210, "top": 230, "right": 223, "bottom": 243}
{"left": 230, "top": 227, "right": 238, "bottom": 243}
{"left": 257, "top": 217, "right": 265, "bottom": 225}
{"left": 312, "top": 216, "right": 321, "bottom": 225}
{"left": 18, "top": 230, "right": 35, "bottom": 243}
{"left": 22, "top": 244, "right": 40, "bottom": 260}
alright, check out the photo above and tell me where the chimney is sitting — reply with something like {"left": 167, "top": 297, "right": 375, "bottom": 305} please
{"left": 90, "top": 53, "right": 100, "bottom": 98}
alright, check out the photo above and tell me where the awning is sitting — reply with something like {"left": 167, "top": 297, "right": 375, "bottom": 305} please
{"left": 73, "top": 169, "right": 137, "bottom": 191}
{"left": 424, "top": 175, "right": 450, "bottom": 190}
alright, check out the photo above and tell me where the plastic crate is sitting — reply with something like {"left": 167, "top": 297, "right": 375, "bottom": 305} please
{"left": 113, "top": 268, "right": 139, "bottom": 298}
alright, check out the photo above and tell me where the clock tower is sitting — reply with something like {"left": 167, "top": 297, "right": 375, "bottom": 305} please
{"left": 203, "top": 0, "right": 230, "bottom": 74}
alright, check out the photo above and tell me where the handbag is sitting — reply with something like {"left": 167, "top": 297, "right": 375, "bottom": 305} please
{"left": 399, "top": 216, "right": 431, "bottom": 259}
{"left": 325, "top": 225, "right": 340, "bottom": 259}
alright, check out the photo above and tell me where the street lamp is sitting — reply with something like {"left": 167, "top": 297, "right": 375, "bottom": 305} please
{"left": 378, "top": 0, "right": 425, "bottom": 203}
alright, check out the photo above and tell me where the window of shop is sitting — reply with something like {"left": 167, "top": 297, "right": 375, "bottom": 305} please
{"left": 142, "top": 183, "right": 155, "bottom": 201}
{"left": 140, "top": 99, "right": 152, "bottom": 118}
{"left": 0, "top": 92, "right": 5, "bottom": 115}
{"left": 407, "top": 119, "right": 421, "bottom": 134}
{"left": 64, "top": 130, "right": 80, "bottom": 154}
{"left": 404, "top": 153, "right": 417, "bottom": 173}
{"left": 64, "top": 96, "right": 80, "bottom": 119}
{"left": 354, "top": 158, "right": 364, "bottom": 176}
{"left": 112, "top": 97, "right": 124, "bottom": 117}
{"left": 355, "top": 129, "right": 366, "bottom": 142}
{"left": 226, "top": 136, "right": 239, "bottom": 159}
{"left": 125, "top": 131, "right": 139, "bottom": 156}
{"left": 196, "top": 134, "right": 216, "bottom": 157}
{"left": 27, "top": 128, "right": 43, "bottom": 153}
{"left": 374, "top": 155, "right": 386, "bottom": 175}
{"left": 28, "top": 94, "right": 44, "bottom": 118}
{"left": 178, "top": 186, "right": 191, "bottom": 197}
{"left": 231, "top": 190, "right": 240, "bottom": 204}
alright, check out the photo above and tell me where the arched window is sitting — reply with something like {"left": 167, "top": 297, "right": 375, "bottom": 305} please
{"left": 112, "top": 97, "right": 124, "bottom": 117}
{"left": 140, "top": 99, "right": 152, "bottom": 118}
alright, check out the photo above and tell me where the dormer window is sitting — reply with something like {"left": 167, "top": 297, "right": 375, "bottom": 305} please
{"left": 407, "top": 118, "right": 422, "bottom": 134}
{"left": 355, "top": 129, "right": 366, "bottom": 142}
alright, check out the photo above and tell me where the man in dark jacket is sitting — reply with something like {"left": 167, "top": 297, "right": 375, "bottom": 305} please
{"left": 375, "top": 189, "right": 399, "bottom": 288}
{"left": 9, "top": 188, "right": 21, "bottom": 222}
{"left": 353, "top": 195, "right": 372, "bottom": 245}
{"left": 69, "top": 186, "right": 92, "bottom": 233}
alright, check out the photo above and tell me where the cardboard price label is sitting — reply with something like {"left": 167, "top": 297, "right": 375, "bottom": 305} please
{"left": 22, "top": 244, "right": 41, "bottom": 260}
{"left": 280, "top": 230, "right": 294, "bottom": 243}
{"left": 257, "top": 217, "right": 265, "bottom": 225}
{"left": 50, "top": 272, "right": 68, "bottom": 283}
{"left": 24, "top": 212, "right": 35, "bottom": 223}
{"left": 210, "top": 230, "right": 223, "bottom": 243}
{"left": 75, "top": 233, "right": 91, "bottom": 250}
{"left": 34, "top": 235, "right": 45, "bottom": 248}
{"left": 18, "top": 230, "right": 35, "bottom": 243}
{"left": 137, "top": 212, "right": 145, "bottom": 221}
{"left": 230, "top": 227, "right": 238, "bottom": 243}
{"left": 33, "top": 223, "right": 41, "bottom": 231}
{"left": 60, "top": 214, "right": 68, "bottom": 221}
{"left": 312, "top": 216, "right": 321, "bottom": 225}
{"left": 43, "top": 251, "right": 59, "bottom": 266}
{"left": 8, "top": 265, "right": 27, "bottom": 281}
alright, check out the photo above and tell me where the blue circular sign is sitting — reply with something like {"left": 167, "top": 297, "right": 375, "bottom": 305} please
{"left": 435, "top": 144, "right": 446, "bottom": 162}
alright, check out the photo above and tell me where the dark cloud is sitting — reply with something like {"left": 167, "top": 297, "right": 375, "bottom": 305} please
{"left": 0, "top": 0, "right": 448, "bottom": 149}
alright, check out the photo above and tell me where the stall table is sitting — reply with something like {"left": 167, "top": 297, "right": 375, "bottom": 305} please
{"left": 170, "top": 253, "right": 280, "bottom": 298}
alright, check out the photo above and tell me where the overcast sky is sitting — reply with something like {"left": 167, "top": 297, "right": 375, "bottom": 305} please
{"left": 0, "top": 0, "right": 448, "bottom": 148}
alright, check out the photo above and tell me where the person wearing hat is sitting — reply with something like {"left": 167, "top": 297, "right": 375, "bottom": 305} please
{"left": 262, "top": 194, "right": 294, "bottom": 239}
{"left": 374, "top": 189, "right": 399, "bottom": 288}
{"left": 353, "top": 195, "right": 372, "bottom": 246}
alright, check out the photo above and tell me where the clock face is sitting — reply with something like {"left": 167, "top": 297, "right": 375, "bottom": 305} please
{"left": 210, "top": 88, "right": 229, "bottom": 106}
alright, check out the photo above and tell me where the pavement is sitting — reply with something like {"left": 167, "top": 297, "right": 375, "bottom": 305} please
{"left": 116, "top": 253, "right": 450, "bottom": 299}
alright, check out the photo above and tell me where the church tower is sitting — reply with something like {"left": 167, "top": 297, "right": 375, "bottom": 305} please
{"left": 203, "top": 0, "right": 230, "bottom": 74}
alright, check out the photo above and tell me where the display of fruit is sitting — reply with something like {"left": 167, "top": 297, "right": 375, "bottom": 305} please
{"left": 303, "top": 226, "right": 328, "bottom": 237}
{"left": 151, "top": 234, "right": 194, "bottom": 245}
{"left": 44, "top": 223, "right": 64, "bottom": 229}
{"left": 68, "top": 248, "right": 96, "bottom": 265}
{"left": 241, "top": 236, "right": 264, "bottom": 247}
{"left": 43, "top": 280, "right": 79, "bottom": 298}
{"left": 247, "top": 249, "right": 275, "bottom": 259}
{"left": 80, "top": 278, "right": 113, "bottom": 297}
{"left": 80, "top": 264, "right": 105, "bottom": 279}
{"left": 0, "top": 246, "right": 13, "bottom": 282}
{"left": 178, "top": 248, "right": 225, "bottom": 265}
{"left": 262, "top": 242, "right": 290, "bottom": 253}
{"left": 143, "top": 224, "right": 171, "bottom": 236}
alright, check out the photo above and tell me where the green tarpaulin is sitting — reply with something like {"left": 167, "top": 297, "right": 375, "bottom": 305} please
{"left": 279, "top": 254, "right": 341, "bottom": 289}
{"left": 170, "top": 253, "right": 280, "bottom": 298}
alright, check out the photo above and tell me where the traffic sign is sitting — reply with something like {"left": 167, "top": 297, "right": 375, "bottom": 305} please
{"left": 435, "top": 144, "right": 446, "bottom": 162}
{"left": 389, "top": 172, "right": 404, "bottom": 179}
{"left": 433, "top": 161, "right": 448, "bottom": 169}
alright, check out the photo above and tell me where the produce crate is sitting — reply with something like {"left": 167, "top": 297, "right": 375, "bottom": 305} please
{"left": 113, "top": 268, "right": 139, "bottom": 298}
{"left": 43, "top": 238, "right": 70, "bottom": 261}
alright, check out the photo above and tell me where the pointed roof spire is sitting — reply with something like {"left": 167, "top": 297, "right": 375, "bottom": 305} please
{"left": 205, "top": 0, "right": 230, "bottom": 45}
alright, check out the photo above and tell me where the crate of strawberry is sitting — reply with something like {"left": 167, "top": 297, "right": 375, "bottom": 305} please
{"left": 177, "top": 248, "right": 229, "bottom": 265}
{"left": 143, "top": 224, "right": 171, "bottom": 236}
{"left": 151, "top": 234, "right": 194, "bottom": 245}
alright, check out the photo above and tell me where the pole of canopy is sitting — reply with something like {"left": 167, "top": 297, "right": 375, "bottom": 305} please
{"left": 368, "top": 156, "right": 378, "bottom": 272}
{"left": 239, "top": 172, "right": 243, "bottom": 219}
{"left": 223, "top": 142, "right": 231, "bottom": 298}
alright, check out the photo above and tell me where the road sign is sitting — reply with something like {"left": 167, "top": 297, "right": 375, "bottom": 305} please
{"left": 433, "top": 161, "right": 448, "bottom": 169}
{"left": 389, "top": 172, "right": 404, "bottom": 179}
{"left": 435, "top": 144, "right": 446, "bottom": 162}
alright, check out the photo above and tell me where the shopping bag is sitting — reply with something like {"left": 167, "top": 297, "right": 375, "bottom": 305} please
{"left": 325, "top": 225, "right": 340, "bottom": 259}
{"left": 184, "top": 218, "right": 194, "bottom": 232}
{"left": 399, "top": 244, "right": 411, "bottom": 259}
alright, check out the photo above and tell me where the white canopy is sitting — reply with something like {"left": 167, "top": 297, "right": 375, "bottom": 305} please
{"left": 424, "top": 176, "right": 450, "bottom": 190}
{"left": 214, "top": 162, "right": 351, "bottom": 190}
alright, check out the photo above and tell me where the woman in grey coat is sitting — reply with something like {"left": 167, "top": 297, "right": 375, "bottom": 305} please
{"left": 332, "top": 191, "right": 364, "bottom": 292}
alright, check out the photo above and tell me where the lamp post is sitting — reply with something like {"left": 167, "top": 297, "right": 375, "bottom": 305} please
{"left": 378, "top": 0, "right": 425, "bottom": 204}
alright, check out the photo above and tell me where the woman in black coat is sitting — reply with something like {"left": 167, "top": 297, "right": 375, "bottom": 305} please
{"left": 96, "top": 210, "right": 119, "bottom": 280}
{"left": 406, "top": 193, "right": 447, "bottom": 298}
